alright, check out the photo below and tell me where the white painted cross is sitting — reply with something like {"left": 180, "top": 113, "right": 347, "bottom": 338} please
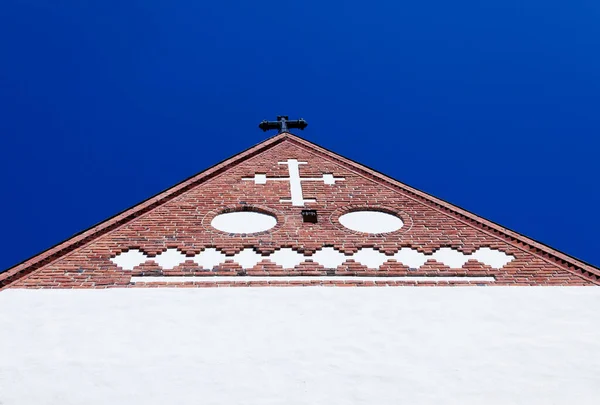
{"left": 242, "top": 159, "right": 344, "bottom": 206}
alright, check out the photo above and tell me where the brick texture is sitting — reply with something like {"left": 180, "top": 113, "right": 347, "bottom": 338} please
{"left": 2, "top": 134, "right": 599, "bottom": 288}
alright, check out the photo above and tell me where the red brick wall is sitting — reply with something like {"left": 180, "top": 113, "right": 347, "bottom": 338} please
{"left": 6, "top": 138, "right": 598, "bottom": 288}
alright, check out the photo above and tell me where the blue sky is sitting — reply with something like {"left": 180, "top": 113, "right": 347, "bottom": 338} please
{"left": 1, "top": 0, "right": 599, "bottom": 271}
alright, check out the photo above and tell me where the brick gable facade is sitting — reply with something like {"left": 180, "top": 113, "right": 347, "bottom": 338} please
{"left": 2, "top": 133, "right": 598, "bottom": 288}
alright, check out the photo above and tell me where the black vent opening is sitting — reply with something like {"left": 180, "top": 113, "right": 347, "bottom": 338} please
{"left": 301, "top": 210, "right": 318, "bottom": 223}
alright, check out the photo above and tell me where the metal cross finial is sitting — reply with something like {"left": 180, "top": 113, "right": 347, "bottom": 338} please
{"left": 258, "top": 116, "right": 308, "bottom": 133}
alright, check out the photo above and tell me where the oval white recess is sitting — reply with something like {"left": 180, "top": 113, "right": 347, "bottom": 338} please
{"left": 338, "top": 211, "right": 403, "bottom": 234}
{"left": 211, "top": 211, "right": 277, "bottom": 234}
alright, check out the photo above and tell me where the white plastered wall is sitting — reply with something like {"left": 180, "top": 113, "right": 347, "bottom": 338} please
{"left": 1, "top": 287, "right": 599, "bottom": 405}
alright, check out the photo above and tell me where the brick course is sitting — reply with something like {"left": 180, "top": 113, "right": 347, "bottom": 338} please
{"left": 2, "top": 134, "right": 598, "bottom": 289}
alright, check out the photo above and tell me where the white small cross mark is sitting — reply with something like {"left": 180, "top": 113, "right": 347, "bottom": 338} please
{"left": 242, "top": 159, "right": 344, "bottom": 206}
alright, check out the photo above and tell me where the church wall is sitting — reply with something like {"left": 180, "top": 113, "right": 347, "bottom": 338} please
{"left": 1, "top": 287, "right": 599, "bottom": 405}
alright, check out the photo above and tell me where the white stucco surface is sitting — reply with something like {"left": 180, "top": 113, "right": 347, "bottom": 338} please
{"left": 211, "top": 211, "right": 277, "bottom": 234}
{"left": 339, "top": 210, "right": 404, "bottom": 233}
{"left": 1, "top": 287, "right": 600, "bottom": 405}
{"left": 130, "top": 275, "right": 496, "bottom": 283}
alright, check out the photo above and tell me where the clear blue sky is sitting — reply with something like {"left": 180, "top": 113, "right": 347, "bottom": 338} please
{"left": 1, "top": 0, "right": 599, "bottom": 271}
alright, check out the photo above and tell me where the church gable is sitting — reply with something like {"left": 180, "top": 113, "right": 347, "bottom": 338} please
{"left": 2, "top": 134, "right": 599, "bottom": 288}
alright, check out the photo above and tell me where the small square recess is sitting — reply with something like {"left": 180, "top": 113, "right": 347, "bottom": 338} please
{"left": 301, "top": 210, "right": 318, "bottom": 223}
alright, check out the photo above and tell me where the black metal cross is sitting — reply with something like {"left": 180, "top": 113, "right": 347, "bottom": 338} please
{"left": 258, "top": 116, "right": 308, "bottom": 133}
